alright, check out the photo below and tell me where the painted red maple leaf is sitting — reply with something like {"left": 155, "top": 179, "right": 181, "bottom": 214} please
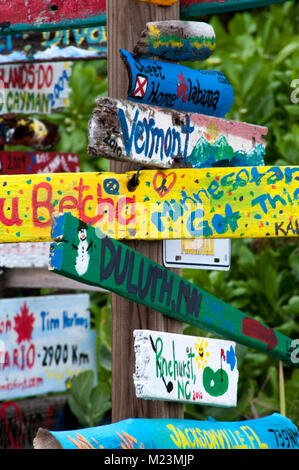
{"left": 14, "top": 302, "right": 35, "bottom": 344}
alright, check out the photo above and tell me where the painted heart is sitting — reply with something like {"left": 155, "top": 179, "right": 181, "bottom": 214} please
{"left": 202, "top": 366, "right": 229, "bottom": 397}
{"left": 153, "top": 171, "right": 177, "bottom": 198}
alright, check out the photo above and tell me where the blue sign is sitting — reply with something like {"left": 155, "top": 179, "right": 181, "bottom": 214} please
{"left": 120, "top": 49, "right": 234, "bottom": 118}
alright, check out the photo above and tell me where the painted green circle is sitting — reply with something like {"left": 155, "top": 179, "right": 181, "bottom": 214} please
{"left": 202, "top": 366, "right": 229, "bottom": 397}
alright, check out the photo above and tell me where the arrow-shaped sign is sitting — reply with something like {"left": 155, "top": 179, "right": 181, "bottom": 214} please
{"left": 49, "top": 212, "right": 298, "bottom": 369}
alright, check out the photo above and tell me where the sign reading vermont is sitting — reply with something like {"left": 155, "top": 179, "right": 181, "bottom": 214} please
{"left": 0, "top": 294, "right": 97, "bottom": 400}
{"left": 0, "top": 167, "right": 298, "bottom": 243}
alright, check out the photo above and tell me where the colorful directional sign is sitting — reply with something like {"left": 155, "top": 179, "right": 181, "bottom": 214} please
{"left": 33, "top": 413, "right": 299, "bottom": 449}
{"left": 88, "top": 97, "right": 267, "bottom": 169}
{"left": 133, "top": 21, "right": 215, "bottom": 62}
{"left": 180, "top": 0, "right": 293, "bottom": 18}
{"left": 49, "top": 212, "right": 298, "bottom": 368}
{"left": 120, "top": 49, "right": 234, "bottom": 117}
{"left": 0, "top": 62, "right": 72, "bottom": 114}
{"left": 133, "top": 329, "right": 239, "bottom": 406}
{"left": 163, "top": 238, "right": 231, "bottom": 271}
{"left": 0, "top": 27, "right": 107, "bottom": 64}
{"left": 0, "top": 0, "right": 106, "bottom": 35}
{"left": 0, "top": 294, "right": 97, "bottom": 400}
{"left": 0, "top": 166, "right": 298, "bottom": 242}
{"left": 0, "top": 151, "right": 80, "bottom": 174}
{"left": 0, "top": 115, "right": 59, "bottom": 149}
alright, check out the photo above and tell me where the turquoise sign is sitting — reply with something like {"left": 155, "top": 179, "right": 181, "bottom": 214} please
{"left": 34, "top": 413, "right": 299, "bottom": 449}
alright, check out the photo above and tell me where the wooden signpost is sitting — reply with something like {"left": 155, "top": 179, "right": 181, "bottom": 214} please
{"left": 133, "top": 21, "right": 216, "bottom": 62}
{"left": 0, "top": 61, "right": 72, "bottom": 114}
{"left": 180, "top": 0, "right": 294, "bottom": 18}
{"left": 0, "top": 151, "right": 80, "bottom": 174}
{"left": 133, "top": 329, "right": 239, "bottom": 406}
{"left": 33, "top": 412, "right": 299, "bottom": 449}
{"left": 49, "top": 212, "right": 298, "bottom": 369}
{"left": 0, "top": 294, "right": 97, "bottom": 400}
{"left": 0, "top": 115, "right": 59, "bottom": 149}
{"left": 0, "top": 1, "right": 106, "bottom": 35}
{"left": 121, "top": 48, "right": 234, "bottom": 117}
{"left": 0, "top": 27, "right": 107, "bottom": 64}
{"left": 107, "top": 0, "right": 182, "bottom": 424}
{"left": 88, "top": 97, "right": 267, "bottom": 169}
{"left": 0, "top": 166, "right": 297, "bottom": 243}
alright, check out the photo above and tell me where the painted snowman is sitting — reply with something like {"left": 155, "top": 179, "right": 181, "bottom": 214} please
{"left": 75, "top": 227, "right": 92, "bottom": 276}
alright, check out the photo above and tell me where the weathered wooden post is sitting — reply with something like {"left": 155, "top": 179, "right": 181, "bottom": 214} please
{"left": 107, "top": 0, "right": 183, "bottom": 422}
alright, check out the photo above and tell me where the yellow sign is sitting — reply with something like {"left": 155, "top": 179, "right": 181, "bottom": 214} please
{"left": 0, "top": 167, "right": 297, "bottom": 242}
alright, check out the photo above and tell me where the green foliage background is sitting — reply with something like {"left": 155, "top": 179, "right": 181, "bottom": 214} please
{"left": 45, "top": 2, "right": 298, "bottom": 426}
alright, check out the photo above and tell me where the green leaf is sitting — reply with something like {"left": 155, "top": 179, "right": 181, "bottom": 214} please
{"left": 70, "top": 370, "right": 95, "bottom": 411}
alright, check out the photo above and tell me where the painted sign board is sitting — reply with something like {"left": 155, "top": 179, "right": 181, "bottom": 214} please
{"left": 0, "top": 27, "right": 107, "bottom": 65}
{"left": 0, "top": 151, "right": 80, "bottom": 174}
{"left": 180, "top": 0, "right": 293, "bottom": 18}
{"left": 133, "top": 329, "right": 239, "bottom": 406}
{"left": 0, "top": 115, "right": 59, "bottom": 149}
{"left": 134, "top": 21, "right": 215, "bottom": 62}
{"left": 0, "top": 294, "right": 97, "bottom": 400}
{"left": 120, "top": 49, "right": 234, "bottom": 118}
{"left": 0, "top": 62, "right": 72, "bottom": 114}
{"left": 88, "top": 97, "right": 267, "bottom": 169}
{"left": 0, "top": 166, "right": 298, "bottom": 243}
{"left": 33, "top": 413, "right": 299, "bottom": 449}
{"left": 49, "top": 212, "right": 298, "bottom": 368}
{"left": 163, "top": 238, "right": 231, "bottom": 270}
{"left": 0, "top": 1, "right": 106, "bottom": 35}
{"left": 0, "top": 242, "right": 50, "bottom": 268}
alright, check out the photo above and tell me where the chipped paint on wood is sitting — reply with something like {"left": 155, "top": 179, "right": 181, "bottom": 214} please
{"left": 134, "top": 21, "right": 215, "bottom": 62}
{"left": 0, "top": 27, "right": 107, "bottom": 64}
{"left": 48, "top": 212, "right": 298, "bottom": 368}
{"left": 0, "top": 166, "right": 298, "bottom": 242}
{"left": 120, "top": 48, "right": 233, "bottom": 117}
{"left": 133, "top": 329, "right": 239, "bottom": 406}
{"left": 88, "top": 97, "right": 267, "bottom": 169}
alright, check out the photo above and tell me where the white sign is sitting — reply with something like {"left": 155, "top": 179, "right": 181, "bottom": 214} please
{"left": 0, "top": 242, "right": 50, "bottom": 268}
{"left": 134, "top": 329, "right": 239, "bottom": 407}
{"left": 163, "top": 238, "right": 231, "bottom": 270}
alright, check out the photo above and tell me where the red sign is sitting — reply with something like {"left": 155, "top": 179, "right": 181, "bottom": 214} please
{"left": 0, "top": 1, "right": 106, "bottom": 33}
{"left": 0, "top": 151, "right": 80, "bottom": 175}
